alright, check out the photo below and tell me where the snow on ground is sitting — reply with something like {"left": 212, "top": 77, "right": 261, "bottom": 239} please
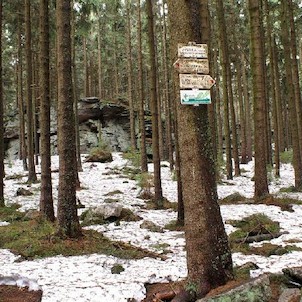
{"left": 1, "top": 153, "right": 302, "bottom": 301}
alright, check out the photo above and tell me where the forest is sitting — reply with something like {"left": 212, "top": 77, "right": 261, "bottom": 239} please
{"left": 0, "top": 0, "right": 302, "bottom": 301}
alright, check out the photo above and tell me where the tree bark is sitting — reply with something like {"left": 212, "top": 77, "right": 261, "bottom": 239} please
{"left": 25, "top": 0, "right": 37, "bottom": 183}
{"left": 281, "top": 0, "right": 302, "bottom": 189}
{"left": 39, "top": 0, "right": 55, "bottom": 221}
{"left": 167, "top": 0, "right": 233, "bottom": 297}
{"left": 287, "top": 0, "right": 302, "bottom": 161}
{"left": 249, "top": 0, "right": 269, "bottom": 200}
{"left": 146, "top": 0, "right": 163, "bottom": 206}
{"left": 126, "top": 0, "right": 136, "bottom": 151}
{"left": 216, "top": 0, "right": 233, "bottom": 179}
{"left": 0, "top": 0, "right": 4, "bottom": 207}
{"left": 137, "top": 0, "right": 148, "bottom": 173}
{"left": 17, "top": 12, "right": 28, "bottom": 171}
{"left": 56, "top": 0, "right": 82, "bottom": 238}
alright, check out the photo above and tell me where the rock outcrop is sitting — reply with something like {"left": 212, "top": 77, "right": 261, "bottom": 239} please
{"left": 4, "top": 98, "right": 133, "bottom": 159}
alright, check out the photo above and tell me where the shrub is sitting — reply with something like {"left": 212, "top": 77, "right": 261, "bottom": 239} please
{"left": 280, "top": 150, "right": 293, "bottom": 164}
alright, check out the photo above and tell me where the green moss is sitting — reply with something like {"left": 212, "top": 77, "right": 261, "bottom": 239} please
{"left": 279, "top": 186, "right": 301, "bottom": 193}
{"left": 229, "top": 214, "right": 281, "bottom": 255}
{"left": 230, "top": 213, "right": 280, "bottom": 235}
{"left": 0, "top": 204, "right": 24, "bottom": 222}
{"left": 220, "top": 193, "right": 247, "bottom": 204}
{"left": 0, "top": 218, "right": 162, "bottom": 260}
{"left": 164, "top": 220, "right": 184, "bottom": 231}
{"left": 122, "top": 150, "right": 141, "bottom": 167}
{"left": 5, "top": 174, "right": 26, "bottom": 180}
{"left": 111, "top": 264, "right": 125, "bottom": 274}
{"left": 280, "top": 150, "right": 293, "bottom": 164}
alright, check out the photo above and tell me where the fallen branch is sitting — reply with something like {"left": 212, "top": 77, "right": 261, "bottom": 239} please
{"left": 234, "top": 231, "right": 288, "bottom": 244}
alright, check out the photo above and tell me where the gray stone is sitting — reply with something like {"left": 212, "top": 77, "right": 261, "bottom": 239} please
{"left": 196, "top": 274, "right": 271, "bottom": 302}
{"left": 278, "top": 288, "right": 301, "bottom": 302}
{"left": 93, "top": 204, "right": 123, "bottom": 219}
{"left": 140, "top": 220, "right": 163, "bottom": 233}
{"left": 4, "top": 100, "right": 134, "bottom": 160}
{"left": 16, "top": 187, "right": 33, "bottom": 196}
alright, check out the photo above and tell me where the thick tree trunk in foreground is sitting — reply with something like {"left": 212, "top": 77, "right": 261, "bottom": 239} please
{"left": 167, "top": 0, "right": 233, "bottom": 298}
{"left": 56, "top": 0, "right": 82, "bottom": 238}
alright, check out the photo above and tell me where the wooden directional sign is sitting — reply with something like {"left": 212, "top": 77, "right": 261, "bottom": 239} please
{"left": 179, "top": 74, "right": 215, "bottom": 89}
{"left": 180, "top": 90, "right": 211, "bottom": 105}
{"left": 173, "top": 58, "right": 209, "bottom": 74}
{"left": 178, "top": 43, "right": 208, "bottom": 59}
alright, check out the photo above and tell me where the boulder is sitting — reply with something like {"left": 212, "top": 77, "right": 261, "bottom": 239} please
{"left": 197, "top": 274, "right": 271, "bottom": 302}
{"left": 278, "top": 288, "right": 301, "bottom": 302}
{"left": 78, "top": 97, "right": 102, "bottom": 123}
{"left": 94, "top": 204, "right": 123, "bottom": 219}
{"left": 16, "top": 187, "right": 33, "bottom": 196}
{"left": 85, "top": 150, "right": 113, "bottom": 163}
{"left": 81, "top": 204, "right": 124, "bottom": 226}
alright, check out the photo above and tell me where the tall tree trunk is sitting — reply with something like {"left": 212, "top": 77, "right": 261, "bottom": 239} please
{"left": 137, "top": 0, "right": 148, "bottom": 173}
{"left": 214, "top": 48, "right": 224, "bottom": 165}
{"left": 56, "top": 0, "right": 82, "bottom": 238}
{"left": 113, "top": 1, "right": 119, "bottom": 98}
{"left": 281, "top": 0, "right": 302, "bottom": 189}
{"left": 161, "top": 0, "right": 174, "bottom": 170}
{"left": 126, "top": 0, "right": 136, "bottom": 151}
{"left": 71, "top": 0, "right": 82, "bottom": 174}
{"left": 146, "top": 0, "right": 163, "bottom": 206}
{"left": 236, "top": 60, "right": 248, "bottom": 164}
{"left": 17, "top": 12, "right": 28, "bottom": 171}
{"left": 273, "top": 36, "right": 285, "bottom": 153}
{"left": 25, "top": 0, "right": 37, "bottom": 183}
{"left": 97, "top": 12, "right": 103, "bottom": 100}
{"left": 33, "top": 54, "right": 40, "bottom": 166}
{"left": 167, "top": 0, "right": 233, "bottom": 299}
{"left": 249, "top": 0, "right": 269, "bottom": 200}
{"left": 287, "top": 0, "right": 302, "bottom": 160}
{"left": 272, "top": 37, "right": 281, "bottom": 177}
{"left": 216, "top": 0, "right": 233, "bottom": 179}
{"left": 264, "top": 0, "right": 280, "bottom": 176}
{"left": 83, "top": 37, "right": 89, "bottom": 97}
{"left": 0, "top": 0, "right": 4, "bottom": 207}
{"left": 241, "top": 54, "right": 253, "bottom": 162}
{"left": 39, "top": 0, "right": 55, "bottom": 221}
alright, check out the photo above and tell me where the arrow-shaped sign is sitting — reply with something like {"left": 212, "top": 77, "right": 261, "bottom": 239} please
{"left": 173, "top": 58, "right": 209, "bottom": 74}
{"left": 179, "top": 74, "right": 215, "bottom": 89}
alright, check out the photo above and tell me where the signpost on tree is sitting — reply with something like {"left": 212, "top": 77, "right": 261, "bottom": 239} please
{"left": 174, "top": 42, "right": 215, "bottom": 105}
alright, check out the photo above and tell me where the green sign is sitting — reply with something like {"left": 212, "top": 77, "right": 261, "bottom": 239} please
{"left": 180, "top": 89, "right": 211, "bottom": 105}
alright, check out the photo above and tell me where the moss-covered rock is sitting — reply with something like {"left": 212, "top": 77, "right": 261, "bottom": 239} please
{"left": 197, "top": 275, "right": 271, "bottom": 302}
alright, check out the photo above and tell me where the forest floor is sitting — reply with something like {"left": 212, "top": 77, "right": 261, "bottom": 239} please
{"left": 1, "top": 152, "right": 302, "bottom": 301}
{"left": 0, "top": 278, "right": 288, "bottom": 302}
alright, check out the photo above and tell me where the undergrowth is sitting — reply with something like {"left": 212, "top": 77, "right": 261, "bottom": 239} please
{"left": 0, "top": 206, "right": 162, "bottom": 261}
